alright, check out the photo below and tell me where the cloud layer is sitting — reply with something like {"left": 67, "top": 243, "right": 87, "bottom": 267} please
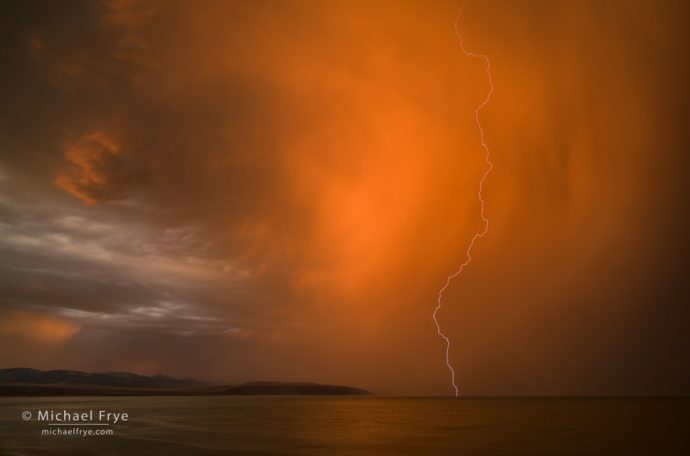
{"left": 0, "top": 0, "right": 688, "bottom": 394}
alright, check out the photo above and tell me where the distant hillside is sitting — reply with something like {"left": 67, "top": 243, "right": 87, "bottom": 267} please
{"left": 197, "top": 381, "right": 370, "bottom": 396}
{"left": 0, "top": 367, "right": 202, "bottom": 389}
{"left": 0, "top": 368, "right": 371, "bottom": 396}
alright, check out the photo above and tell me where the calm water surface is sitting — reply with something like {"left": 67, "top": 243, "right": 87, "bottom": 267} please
{"left": 0, "top": 397, "right": 687, "bottom": 455}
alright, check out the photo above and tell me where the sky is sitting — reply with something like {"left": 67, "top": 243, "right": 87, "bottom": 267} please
{"left": 0, "top": 0, "right": 688, "bottom": 396}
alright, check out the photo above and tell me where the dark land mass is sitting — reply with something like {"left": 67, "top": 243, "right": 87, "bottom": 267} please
{"left": 0, "top": 368, "right": 371, "bottom": 396}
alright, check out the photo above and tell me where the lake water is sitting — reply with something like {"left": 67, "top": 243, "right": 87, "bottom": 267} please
{"left": 0, "top": 396, "right": 687, "bottom": 455}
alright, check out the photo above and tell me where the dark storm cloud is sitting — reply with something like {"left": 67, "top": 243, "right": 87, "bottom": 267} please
{"left": 0, "top": 0, "right": 271, "bottom": 205}
{"left": 0, "top": 1, "right": 128, "bottom": 167}
{"left": 0, "top": 0, "right": 688, "bottom": 394}
{"left": 0, "top": 0, "right": 291, "bottom": 330}
{"left": 0, "top": 179, "right": 259, "bottom": 338}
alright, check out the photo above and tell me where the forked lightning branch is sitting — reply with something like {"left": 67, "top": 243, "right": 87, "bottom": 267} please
{"left": 433, "top": 1, "right": 494, "bottom": 397}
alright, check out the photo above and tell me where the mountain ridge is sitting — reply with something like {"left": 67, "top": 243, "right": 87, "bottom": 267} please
{"left": 0, "top": 368, "right": 372, "bottom": 396}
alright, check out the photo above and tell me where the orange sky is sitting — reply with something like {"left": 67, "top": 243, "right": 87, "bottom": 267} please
{"left": 0, "top": 0, "right": 688, "bottom": 395}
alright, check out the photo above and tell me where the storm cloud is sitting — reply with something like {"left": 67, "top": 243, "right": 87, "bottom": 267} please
{"left": 0, "top": 0, "right": 688, "bottom": 394}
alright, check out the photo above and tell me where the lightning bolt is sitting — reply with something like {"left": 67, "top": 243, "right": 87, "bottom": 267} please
{"left": 432, "top": 1, "right": 494, "bottom": 397}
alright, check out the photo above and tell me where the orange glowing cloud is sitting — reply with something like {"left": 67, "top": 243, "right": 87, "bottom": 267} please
{"left": 1, "top": 0, "right": 684, "bottom": 395}
{"left": 54, "top": 131, "right": 121, "bottom": 205}
{"left": 0, "top": 311, "right": 81, "bottom": 344}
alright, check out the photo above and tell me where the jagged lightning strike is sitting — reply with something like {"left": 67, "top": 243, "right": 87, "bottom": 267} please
{"left": 432, "top": 2, "right": 494, "bottom": 397}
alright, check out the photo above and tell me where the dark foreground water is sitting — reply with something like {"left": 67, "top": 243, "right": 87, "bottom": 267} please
{"left": 0, "top": 397, "right": 687, "bottom": 455}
